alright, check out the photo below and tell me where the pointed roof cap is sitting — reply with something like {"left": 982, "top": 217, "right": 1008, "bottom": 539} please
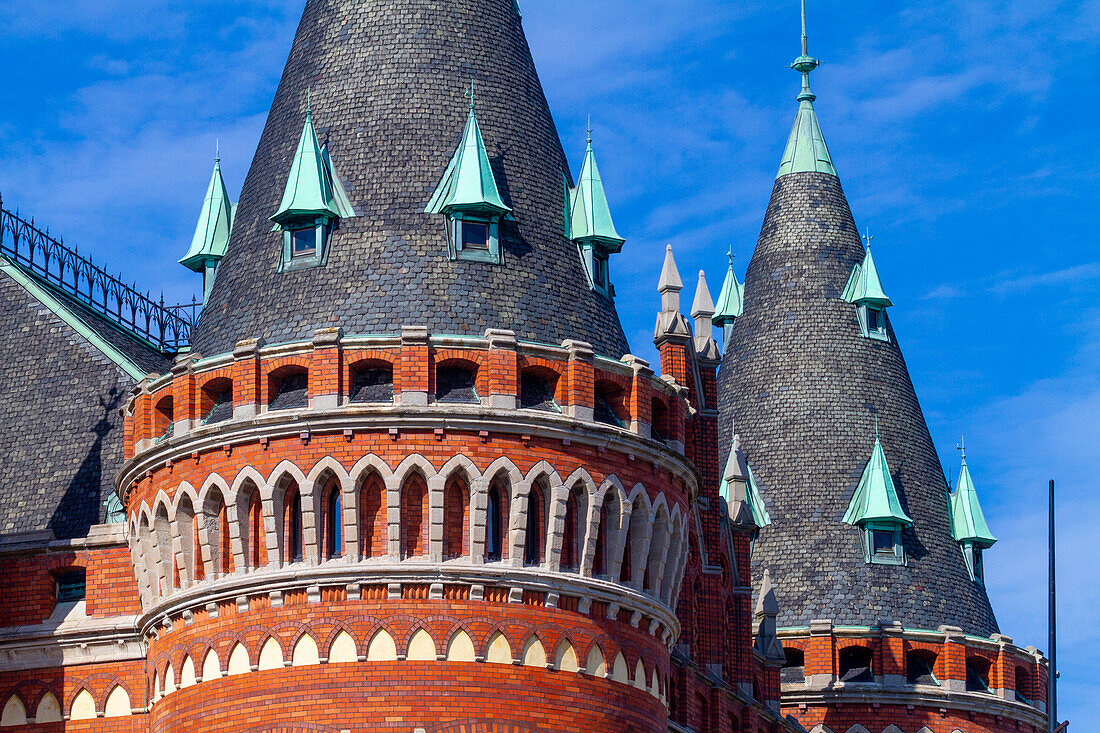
{"left": 842, "top": 246, "right": 893, "bottom": 307}
{"left": 712, "top": 252, "right": 744, "bottom": 326}
{"left": 658, "top": 245, "right": 683, "bottom": 293}
{"left": 776, "top": 0, "right": 837, "bottom": 178}
{"left": 426, "top": 99, "right": 511, "bottom": 217}
{"left": 567, "top": 133, "right": 624, "bottom": 251}
{"left": 843, "top": 433, "right": 913, "bottom": 526}
{"left": 180, "top": 153, "right": 234, "bottom": 271}
{"left": 691, "top": 270, "right": 715, "bottom": 318}
{"left": 756, "top": 568, "right": 780, "bottom": 616}
{"left": 719, "top": 421, "right": 772, "bottom": 529}
{"left": 272, "top": 100, "right": 355, "bottom": 225}
{"left": 951, "top": 449, "right": 997, "bottom": 548}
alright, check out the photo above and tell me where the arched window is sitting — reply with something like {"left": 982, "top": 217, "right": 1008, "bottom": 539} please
{"left": 781, "top": 647, "right": 805, "bottom": 684}
{"left": 1015, "top": 666, "right": 1033, "bottom": 705}
{"left": 561, "top": 484, "right": 586, "bottom": 571}
{"left": 523, "top": 483, "right": 545, "bottom": 566}
{"left": 400, "top": 473, "right": 428, "bottom": 559}
{"left": 269, "top": 366, "right": 309, "bottom": 410}
{"left": 443, "top": 473, "right": 470, "bottom": 560}
{"left": 324, "top": 482, "right": 342, "bottom": 558}
{"left": 620, "top": 497, "right": 646, "bottom": 585}
{"left": 153, "top": 395, "right": 174, "bottom": 442}
{"left": 359, "top": 472, "right": 386, "bottom": 558}
{"left": 906, "top": 649, "right": 939, "bottom": 685}
{"left": 838, "top": 645, "right": 874, "bottom": 683}
{"left": 593, "top": 491, "right": 619, "bottom": 576}
{"left": 247, "top": 487, "right": 264, "bottom": 568}
{"left": 285, "top": 485, "right": 303, "bottom": 562}
{"left": 485, "top": 479, "right": 508, "bottom": 562}
{"left": 966, "top": 657, "right": 992, "bottom": 693}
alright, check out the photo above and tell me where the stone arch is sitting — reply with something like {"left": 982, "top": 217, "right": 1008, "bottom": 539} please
{"left": 357, "top": 468, "right": 387, "bottom": 560}
{"left": 173, "top": 492, "right": 198, "bottom": 586}
{"left": 1, "top": 695, "right": 26, "bottom": 726}
{"left": 661, "top": 512, "right": 685, "bottom": 604}
{"left": 633, "top": 659, "right": 647, "bottom": 689}
{"left": 269, "top": 462, "right": 307, "bottom": 565}
{"left": 620, "top": 488, "right": 653, "bottom": 587}
{"left": 881, "top": 726, "right": 905, "bottom": 733}
{"left": 69, "top": 689, "right": 96, "bottom": 720}
{"left": 520, "top": 475, "right": 551, "bottom": 566}
{"left": 164, "top": 661, "right": 176, "bottom": 693}
{"left": 445, "top": 630, "right": 476, "bottom": 662}
{"left": 258, "top": 637, "right": 284, "bottom": 671}
{"left": 33, "top": 693, "right": 61, "bottom": 723}
{"left": 103, "top": 685, "right": 131, "bottom": 717}
{"left": 328, "top": 630, "right": 358, "bottom": 663}
{"left": 227, "top": 642, "right": 250, "bottom": 675}
{"left": 198, "top": 475, "right": 233, "bottom": 578}
{"left": 366, "top": 629, "right": 398, "bottom": 661}
{"left": 585, "top": 644, "right": 607, "bottom": 677}
{"left": 406, "top": 628, "right": 436, "bottom": 661}
{"left": 590, "top": 479, "right": 626, "bottom": 577}
{"left": 137, "top": 509, "right": 160, "bottom": 598}
{"left": 202, "top": 648, "right": 221, "bottom": 681}
{"left": 554, "top": 639, "right": 579, "bottom": 672}
{"left": 292, "top": 634, "right": 320, "bottom": 666}
{"left": 154, "top": 499, "right": 175, "bottom": 592}
{"left": 558, "top": 476, "right": 590, "bottom": 572}
{"left": 843, "top": 726, "right": 871, "bottom": 733}
{"left": 233, "top": 475, "right": 266, "bottom": 570}
{"left": 441, "top": 467, "right": 472, "bottom": 560}
{"left": 485, "top": 631, "right": 512, "bottom": 664}
{"left": 179, "top": 655, "right": 196, "bottom": 687}
{"left": 400, "top": 470, "right": 429, "bottom": 559}
{"left": 483, "top": 469, "right": 513, "bottom": 562}
{"left": 306, "top": 457, "right": 351, "bottom": 561}
{"left": 646, "top": 500, "right": 671, "bottom": 595}
{"left": 523, "top": 460, "right": 563, "bottom": 490}
{"left": 521, "top": 636, "right": 547, "bottom": 668}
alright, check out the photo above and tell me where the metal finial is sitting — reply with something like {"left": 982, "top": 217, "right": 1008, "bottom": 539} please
{"left": 306, "top": 87, "right": 312, "bottom": 116}
{"left": 873, "top": 414, "right": 880, "bottom": 440}
{"left": 215, "top": 138, "right": 220, "bottom": 163}
{"left": 790, "top": 0, "right": 820, "bottom": 102}
{"left": 586, "top": 115, "right": 593, "bottom": 145}
{"left": 862, "top": 228, "right": 874, "bottom": 251}
{"left": 465, "top": 81, "right": 476, "bottom": 110}
{"left": 957, "top": 435, "right": 966, "bottom": 461}
{"left": 801, "top": 0, "right": 808, "bottom": 57}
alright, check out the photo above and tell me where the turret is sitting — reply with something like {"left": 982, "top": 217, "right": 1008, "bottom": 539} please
{"left": 566, "top": 130, "right": 625, "bottom": 297}
{"left": 951, "top": 441, "right": 998, "bottom": 584}
{"left": 179, "top": 151, "right": 234, "bottom": 302}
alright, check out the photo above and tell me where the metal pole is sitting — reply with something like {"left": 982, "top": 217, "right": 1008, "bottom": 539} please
{"left": 1048, "top": 479, "right": 1057, "bottom": 732}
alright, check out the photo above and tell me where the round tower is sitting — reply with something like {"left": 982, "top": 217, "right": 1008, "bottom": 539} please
{"left": 716, "top": 3, "right": 1049, "bottom": 732}
{"left": 119, "top": 2, "right": 688, "bottom": 731}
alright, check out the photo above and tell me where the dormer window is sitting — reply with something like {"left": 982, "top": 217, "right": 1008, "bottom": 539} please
{"left": 950, "top": 450, "right": 997, "bottom": 585}
{"left": 843, "top": 433, "right": 912, "bottom": 566}
{"left": 271, "top": 100, "right": 356, "bottom": 273}
{"left": 427, "top": 99, "right": 511, "bottom": 265}
{"left": 842, "top": 247, "right": 893, "bottom": 341}
{"left": 566, "top": 134, "right": 625, "bottom": 298}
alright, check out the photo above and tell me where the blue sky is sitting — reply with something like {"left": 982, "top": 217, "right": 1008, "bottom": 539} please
{"left": 1, "top": 0, "right": 1097, "bottom": 721}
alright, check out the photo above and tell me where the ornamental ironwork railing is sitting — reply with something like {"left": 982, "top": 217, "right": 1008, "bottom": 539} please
{"left": 0, "top": 194, "right": 198, "bottom": 352}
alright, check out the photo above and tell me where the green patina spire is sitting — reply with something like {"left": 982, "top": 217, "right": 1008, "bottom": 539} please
{"left": 426, "top": 88, "right": 511, "bottom": 217}
{"left": 842, "top": 235, "right": 893, "bottom": 307}
{"left": 566, "top": 128, "right": 624, "bottom": 251}
{"left": 180, "top": 149, "right": 234, "bottom": 272}
{"left": 776, "top": 0, "right": 837, "bottom": 179}
{"left": 712, "top": 250, "right": 744, "bottom": 326}
{"left": 844, "top": 427, "right": 913, "bottom": 527}
{"left": 719, "top": 419, "right": 772, "bottom": 529}
{"left": 950, "top": 442, "right": 997, "bottom": 548}
{"left": 271, "top": 93, "right": 355, "bottom": 226}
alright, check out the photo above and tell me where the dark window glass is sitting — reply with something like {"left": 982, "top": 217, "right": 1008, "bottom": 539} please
{"left": 56, "top": 569, "right": 86, "bottom": 603}
{"left": 973, "top": 547, "right": 985, "bottom": 583}
{"left": 873, "top": 529, "right": 895, "bottom": 555}
{"left": 594, "top": 391, "right": 623, "bottom": 427}
{"left": 350, "top": 367, "right": 393, "bottom": 403}
{"left": 906, "top": 650, "right": 939, "bottom": 685}
{"left": 524, "top": 493, "right": 541, "bottom": 565}
{"left": 461, "top": 221, "right": 490, "bottom": 251}
{"left": 288, "top": 493, "right": 303, "bottom": 561}
{"left": 436, "top": 365, "right": 479, "bottom": 404}
{"left": 781, "top": 648, "right": 805, "bottom": 684}
{"left": 292, "top": 227, "right": 317, "bottom": 256}
{"left": 867, "top": 307, "right": 881, "bottom": 331}
{"left": 520, "top": 373, "right": 557, "bottom": 411}
{"left": 486, "top": 488, "right": 502, "bottom": 562}
{"left": 594, "top": 255, "right": 609, "bottom": 289}
{"left": 838, "top": 646, "right": 874, "bottom": 683}
{"left": 270, "top": 371, "right": 309, "bottom": 410}
{"left": 326, "top": 491, "right": 342, "bottom": 558}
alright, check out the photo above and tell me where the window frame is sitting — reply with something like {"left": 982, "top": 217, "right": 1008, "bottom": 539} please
{"left": 277, "top": 216, "right": 332, "bottom": 273}
{"left": 857, "top": 304, "right": 890, "bottom": 342}
{"left": 578, "top": 241, "right": 615, "bottom": 298}
{"left": 447, "top": 212, "right": 502, "bottom": 264}
{"left": 862, "top": 523, "right": 906, "bottom": 566}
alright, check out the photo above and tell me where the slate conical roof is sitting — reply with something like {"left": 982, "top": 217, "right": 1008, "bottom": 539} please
{"left": 717, "top": 20, "right": 998, "bottom": 636}
{"left": 192, "top": 0, "right": 629, "bottom": 357}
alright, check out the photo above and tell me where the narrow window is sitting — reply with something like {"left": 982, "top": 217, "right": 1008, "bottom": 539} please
{"left": 55, "top": 569, "right": 86, "bottom": 603}
{"left": 966, "top": 657, "right": 992, "bottom": 694}
{"left": 906, "top": 649, "right": 939, "bottom": 685}
{"left": 460, "top": 220, "right": 489, "bottom": 251}
{"left": 350, "top": 365, "right": 393, "bottom": 404}
{"left": 838, "top": 646, "right": 874, "bottom": 683}
{"left": 781, "top": 648, "right": 805, "bottom": 685}
{"left": 858, "top": 304, "right": 889, "bottom": 341}
{"left": 436, "top": 364, "right": 479, "bottom": 404}
{"left": 485, "top": 485, "right": 503, "bottom": 562}
{"left": 325, "top": 487, "right": 342, "bottom": 558}
{"left": 442, "top": 474, "right": 470, "bottom": 560}
{"left": 287, "top": 491, "right": 303, "bottom": 561}
{"left": 523, "top": 486, "right": 543, "bottom": 566}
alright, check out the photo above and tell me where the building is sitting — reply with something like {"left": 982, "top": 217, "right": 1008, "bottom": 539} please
{"left": 0, "top": 1, "right": 1048, "bottom": 732}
